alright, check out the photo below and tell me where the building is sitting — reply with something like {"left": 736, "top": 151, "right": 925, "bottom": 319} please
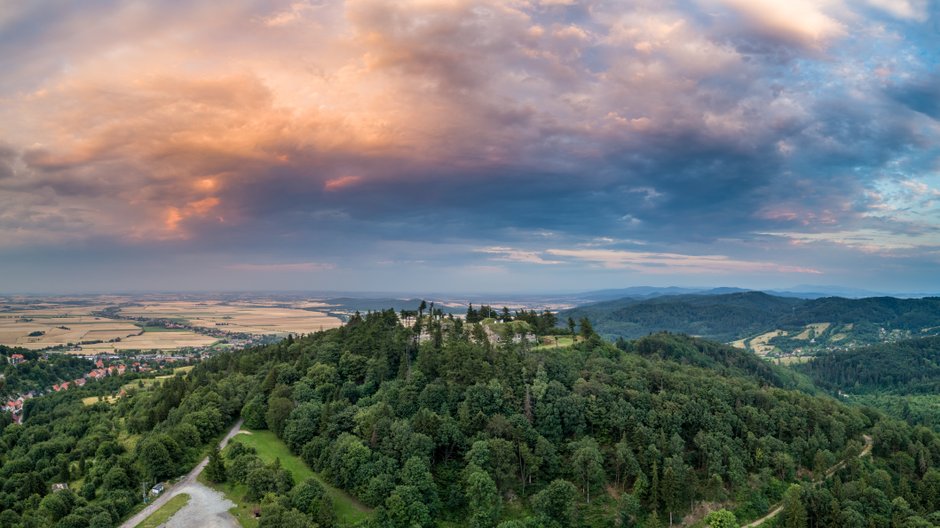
{"left": 8, "top": 353, "right": 25, "bottom": 365}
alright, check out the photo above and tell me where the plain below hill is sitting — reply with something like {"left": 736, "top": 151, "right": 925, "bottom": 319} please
{"left": 559, "top": 291, "right": 940, "bottom": 350}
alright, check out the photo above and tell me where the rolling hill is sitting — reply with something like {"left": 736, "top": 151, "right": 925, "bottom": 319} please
{"left": 560, "top": 292, "right": 940, "bottom": 355}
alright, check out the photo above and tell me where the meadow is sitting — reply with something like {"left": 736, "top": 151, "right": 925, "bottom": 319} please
{"left": 205, "top": 429, "right": 372, "bottom": 527}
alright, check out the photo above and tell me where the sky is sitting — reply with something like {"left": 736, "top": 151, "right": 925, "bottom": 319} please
{"left": 1, "top": 0, "right": 939, "bottom": 294}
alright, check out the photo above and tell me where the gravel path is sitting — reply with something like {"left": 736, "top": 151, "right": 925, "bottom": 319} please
{"left": 120, "top": 419, "right": 245, "bottom": 528}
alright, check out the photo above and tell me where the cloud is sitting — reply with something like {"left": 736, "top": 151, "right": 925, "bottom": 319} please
{"left": 546, "top": 248, "right": 822, "bottom": 274}
{"left": 866, "top": 0, "right": 928, "bottom": 20}
{"left": 324, "top": 175, "right": 362, "bottom": 191}
{"left": 0, "top": 0, "right": 938, "bottom": 290}
{"left": 225, "top": 261, "right": 335, "bottom": 272}
{"left": 477, "top": 246, "right": 563, "bottom": 265}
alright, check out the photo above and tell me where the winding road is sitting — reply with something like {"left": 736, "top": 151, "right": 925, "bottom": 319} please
{"left": 120, "top": 419, "right": 245, "bottom": 528}
{"left": 742, "top": 434, "right": 873, "bottom": 528}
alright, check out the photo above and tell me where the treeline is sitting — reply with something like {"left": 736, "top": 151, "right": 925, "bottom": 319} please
{"left": 0, "top": 346, "right": 92, "bottom": 398}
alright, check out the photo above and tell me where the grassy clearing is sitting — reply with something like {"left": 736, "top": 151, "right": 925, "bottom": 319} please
{"left": 134, "top": 493, "right": 190, "bottom": 528}
{"left": 118, "top": 430, "right": 140, "bottom": 452}
{"left": 81, "top": 395, "right": 120, "bottom": 406}
{"left": 225, "top": 430, "right": 372, "bottom": 526}
{"left": 532, "top": 335, "right": 579, "bottom": 350}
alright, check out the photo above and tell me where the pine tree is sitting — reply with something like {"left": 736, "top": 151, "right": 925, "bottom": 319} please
{"left": 205, "top": 445, "right": 227, "bottom": 483}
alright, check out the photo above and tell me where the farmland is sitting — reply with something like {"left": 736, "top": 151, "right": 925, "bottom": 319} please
{"left": 117, "top": 300, "right": 342, "bottom": 336}
{"left": 0, "top": 295, "right": 343, "bottom": 352}
{"left": 0, "top": 303, "right": 142, "bottom": 350}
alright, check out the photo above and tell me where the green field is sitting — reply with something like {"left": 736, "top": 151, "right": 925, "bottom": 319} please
{"left": 213, "top": 430, "right": 372, "bottom": 527}
{"left": 135, "top": 493, "right": 190, "bottom": 528}
{"left": 532, "top": 335, "right": 579, "bottom": 350}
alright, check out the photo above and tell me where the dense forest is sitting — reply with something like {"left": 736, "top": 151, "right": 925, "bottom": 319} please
{"left": 0, "top": 346, "right": 92, "bottom": 398}
{"left": 797, "top": 337, "right": 940, "bottom": 431}
{"left": 2, "top": 312, "right": 940, "bottom": 527}
{"left": 560, "top": 293, "right": 940, "bottom": 342}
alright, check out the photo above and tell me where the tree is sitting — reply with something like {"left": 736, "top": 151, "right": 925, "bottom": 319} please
{"left": 247, "top": 466, "right": 280, "bottom": 501}
{"left": 466, "top": 467, "right": 500, "bottom": 528}
{"left": 242, "top": 396, "right": 268, "bottom": 429}
{"left": 661, "top": 456, "right": 687, "bottom": 526}
{"left": 137, "top": 437, "right": 173, "bottom": 482}
{"left": 705, "top": 509, "right": 738, "bottom": 528}
{"left": 205, "top": 445, "right": 227, "bottom": 483}
{"left": 266, "top": 397, "right": 295, "bottom": 437}
{"left": 532, "top": 479, "right": 577, "bottom": 527}
{"left": 292, "top": 478, "right": 336, "bottom": 528}
{"left": 259, "top": 499, "right": 315, "bottom": 528}
{"left": 382, "top": 485, "right": 431, "bottom": 528}
{"left": 567, "top": 317, "right": 576, "bottom": 337}
{"left": 780, "top": 484, "right": 807, "bottom": 528}
{"left": 618, "top": 493, "right": 641, "bottom": 527}
{"left": 579, "top": 318, "right": 594, "bottom": 339}
{"left": 570, "top": 438, "right": 604, "bottom": 503}
{"left": 89, "top": 512, "right": 113, "bottom": 528}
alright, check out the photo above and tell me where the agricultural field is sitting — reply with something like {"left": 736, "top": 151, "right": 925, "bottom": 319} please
{"left": 118, "top": 300, "right": 343, "bottom": 336}
{"left": 76, "top": 331, "right": 217, "bottom": 352}
{"left": 0, "top": 303, "right": 142, "bottom": 350}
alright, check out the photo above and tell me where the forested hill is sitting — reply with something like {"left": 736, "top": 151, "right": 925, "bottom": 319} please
{"left": 3, "top": 312, "right": 940, "bottom": 527}
{"left": 619, "top": 332, "right": 807, "bottom": 390}
{"left": 796, "top": 337, "right": 940, "bottom": 434}
{"left": 559, "top": 292, "right": 940, "bottom": 343}
{"left": 797, "top": 336, "right": 940, "bottom": 395}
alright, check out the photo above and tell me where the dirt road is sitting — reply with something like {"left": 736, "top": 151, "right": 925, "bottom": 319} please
{"left": 742, "top": 435, "right": 873, "bottom": 528}
{"left": 120, "top": 419, "right": 245, "bottom": 528}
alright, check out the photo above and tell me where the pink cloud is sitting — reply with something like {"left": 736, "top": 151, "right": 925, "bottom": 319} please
{"left": 324, "top": 175, "right": 362, "bottom": 191}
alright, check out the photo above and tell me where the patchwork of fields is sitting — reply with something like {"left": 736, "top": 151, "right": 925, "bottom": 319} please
{"left": 1, "top": 296, "right": 343, "bottom": 352}
{"left": 118, "top": 300, "right": 343, "bottom": 336}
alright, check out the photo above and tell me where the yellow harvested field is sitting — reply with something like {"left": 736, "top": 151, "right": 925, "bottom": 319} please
{"left": 749, "top": 329, "right": 787, "bottom": 355}
{"left": 118, "top": 301, "right": 342, "bottom": 336}
{"left": 0, "top": 310, "right": 142, "bottom": 350}
{"left": 77, "top": 331, "right": 217, "bottom": 352}
{"left": 793, "top": 322, "right": 830, "bottom": 340}
{"left": 729, "top": 338, "right": 749, "bottom": 349}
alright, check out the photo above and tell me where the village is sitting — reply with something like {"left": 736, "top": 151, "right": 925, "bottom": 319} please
{"left": 2, "top": 352, "right": 194, "bottom": 424}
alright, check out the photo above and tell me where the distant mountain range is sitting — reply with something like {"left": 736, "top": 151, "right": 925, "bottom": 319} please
{"left": 559, "top": 291, "right": 940, "bottom": 353}
{"left": 573, "top": 285, "right": 939, "bottom": 302}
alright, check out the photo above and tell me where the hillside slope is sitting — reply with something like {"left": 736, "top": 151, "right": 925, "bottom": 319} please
{"left": 561, "top": 293, "right": 940, "bottom": 354}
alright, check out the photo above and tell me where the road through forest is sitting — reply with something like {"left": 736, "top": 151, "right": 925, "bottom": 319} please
{"left": 119, "top": 419, "right": 245, "bottom": 528}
